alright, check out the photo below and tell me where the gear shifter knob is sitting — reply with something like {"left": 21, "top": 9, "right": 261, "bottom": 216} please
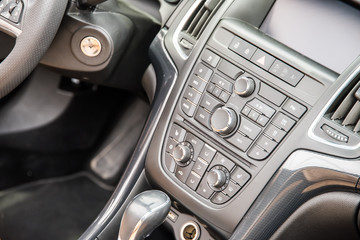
{"left": 118, "top": 190, "right": 171, "bottom": 240}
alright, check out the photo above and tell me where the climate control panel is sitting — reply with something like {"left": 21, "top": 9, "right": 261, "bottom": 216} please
{"left": 164, "top": 124, "right": 250, "bottom": 205}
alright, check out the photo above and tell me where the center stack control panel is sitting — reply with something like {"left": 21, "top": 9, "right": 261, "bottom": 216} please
{"left": 162, "top": 26, "right": 309, "bottom": 205}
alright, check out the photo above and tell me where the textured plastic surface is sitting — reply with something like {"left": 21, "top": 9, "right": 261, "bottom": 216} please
{"left": 0, "top": 0, "right": 68, "bottom": 98}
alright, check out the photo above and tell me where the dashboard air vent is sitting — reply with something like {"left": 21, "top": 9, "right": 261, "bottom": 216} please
{"left": 183, "top": 0, "right": 222, "bottom": 39}
{"left": 331, "top": 81, "right": 360, "bottom": 132}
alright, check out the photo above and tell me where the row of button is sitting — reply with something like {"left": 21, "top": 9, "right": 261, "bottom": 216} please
{"left": 247, "top": 112, "right": 296, "bottom": 160}
{"left": 164, "top": 124, "right": 251, "bottom": 204}
{"left": 229, "top": 35, "right": 304, "bottom": 86}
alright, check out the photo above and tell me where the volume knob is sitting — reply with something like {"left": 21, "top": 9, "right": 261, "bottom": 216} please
{"left": 172, "top": 142, "right": 193, "bottom": 165}
{"left": 234, "top": 76, "right": 255, "bottom": 97}
{"left": 210, "top": 107, "right": 238, "bottom": 135}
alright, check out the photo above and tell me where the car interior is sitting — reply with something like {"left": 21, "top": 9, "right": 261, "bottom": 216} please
{"left": 0, "top": 0, "right": 360, "bottom": 239}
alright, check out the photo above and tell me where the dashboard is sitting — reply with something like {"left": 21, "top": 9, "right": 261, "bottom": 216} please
{"left": 144, "top": 0, "right": 360, "bottom": 239}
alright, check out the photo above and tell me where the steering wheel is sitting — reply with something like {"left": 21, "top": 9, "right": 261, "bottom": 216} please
{"left": 0, "top": 0, "right": 68, "bottom": 98}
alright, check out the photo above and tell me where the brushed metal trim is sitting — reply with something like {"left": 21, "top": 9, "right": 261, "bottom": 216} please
{"left": 230, "top": 150, "right": 360, "bottom": 240}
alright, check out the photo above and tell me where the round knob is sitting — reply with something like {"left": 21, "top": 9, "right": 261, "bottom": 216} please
{"left": 234, "top": 76, "right": 255, "bottom": 97}
{"left": 172, "top": 142, "right": 192, "bottom": 164}
{"left": 207, "top": 168, "right": 227, "bottom": 189}
{"left": 210, "top": 107, "right": 238, "bottom": 135}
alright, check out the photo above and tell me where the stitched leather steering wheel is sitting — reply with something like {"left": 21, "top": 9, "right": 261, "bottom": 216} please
{"left": 0, "top": 0, "right": 68, "bottom": 98}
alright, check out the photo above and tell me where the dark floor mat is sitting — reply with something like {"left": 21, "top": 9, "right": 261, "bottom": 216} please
{"left": 0, "top": 173, "right": 113, "bottom": 240}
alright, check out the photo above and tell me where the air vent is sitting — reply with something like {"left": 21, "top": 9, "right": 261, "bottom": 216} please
{"left": 183, "top": 0, "right": 222, "bottom": 39}
{"left": 330, "top": 81, "right": 360, "bottom": 132}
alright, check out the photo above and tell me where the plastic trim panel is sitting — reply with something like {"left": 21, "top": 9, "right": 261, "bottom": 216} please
{"left": 229, "top": 150, "right": 360, "bottom": 240}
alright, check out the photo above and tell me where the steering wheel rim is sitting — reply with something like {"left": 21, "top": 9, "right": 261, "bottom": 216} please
{"left": 0, "top": 0, "right": 68, "bottom": 98}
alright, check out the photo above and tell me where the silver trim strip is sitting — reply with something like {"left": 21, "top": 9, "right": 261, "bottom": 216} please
{"left": 79, "top": 29, "right": 178, "bottom": 240}
{"left": 0, "top": 14, "right": 21, "bottom": 37}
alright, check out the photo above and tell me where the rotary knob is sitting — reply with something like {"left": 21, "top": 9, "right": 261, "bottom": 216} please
{"left": 210, "top": 107, "right": 238, "bottom": 135}
{"left": 172, "top": 142, "right": 193, "bottom": 165}
{"left": 234, "top": 76, "right": 255, "bottom": 97}
{"left": 207, "top": 167, "right": 229, "bottom": 190}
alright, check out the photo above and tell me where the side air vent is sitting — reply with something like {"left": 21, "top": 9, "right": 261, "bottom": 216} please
{"left": 330, "top": 81, "right": 360, "bottom": 132}
{"left": 178, "top": 0, "right": 222, "bottom": 53}
{"left": 184, "top": 0, "right": 221, "bottom": 39}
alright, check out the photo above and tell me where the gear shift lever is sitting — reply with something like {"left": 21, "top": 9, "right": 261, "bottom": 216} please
{"left": 118, "top": 190, "right": 171, "bottom": 240}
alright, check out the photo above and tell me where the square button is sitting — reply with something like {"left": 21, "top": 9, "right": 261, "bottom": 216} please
{"left": 250, "top": 49, "right": 275, "bottom": 70}
{"left": 229, "top": 36, "right": 257, "bottom": 60}
{"left": 198, "top": 144, "right": 216, "bottom": 163}
{"left": 192, "top": 158, "right": 209, "bottom": 177}
{"left": 201, "top": 49, "right": 221, "bottom": 68}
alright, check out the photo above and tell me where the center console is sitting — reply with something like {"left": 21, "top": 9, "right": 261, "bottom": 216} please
{"left": 145, "top": 0, "right": 360, "bottom": 239}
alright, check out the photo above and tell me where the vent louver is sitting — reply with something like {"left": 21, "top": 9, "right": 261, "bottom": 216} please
{"left": 331, "top": 81, "right": 360, "bottom": 132}
{"left": 183, "top": 0, "right": 222, "bottom": 39}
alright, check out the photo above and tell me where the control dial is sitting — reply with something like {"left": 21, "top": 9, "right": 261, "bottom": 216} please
{"left": 207, "top": 166, "right": 230, "bottom": 191}
{"left": 210, "top": 107, "right": 238, "bottom": 135}
{"left": 172, "top": 142, "right": 193, "bottom": 166}
{"left": 234, "top": 76, "right": 255, "bottom": 97}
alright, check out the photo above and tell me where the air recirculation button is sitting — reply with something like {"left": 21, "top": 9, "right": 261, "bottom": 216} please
{"left": 210, "top": 107, "right": 238, "bottom": 135}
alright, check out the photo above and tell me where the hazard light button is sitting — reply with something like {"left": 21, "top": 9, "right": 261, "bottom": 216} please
{"left": 250, "top": 49, "right": 275, "bottom": 70}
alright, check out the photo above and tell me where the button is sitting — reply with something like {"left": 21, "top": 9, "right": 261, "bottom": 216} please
{"left": 264, "top": 124, "right": 286, "bottom": 142}
{"left": 196, "top": 178, "right": 214, "bottom": 199}
{"left": 250, "top": 49, "right": 275, "bottom": 70}
{"left": 211, "top": 192, "right": 230, "bottom": 204}
{"left": 231, "top": 167, "right": 250, "bottom": 186}
{"left": 229, "top": 36, "right": 257, "bottom": 60}
{"left": 269, "top": 60, "right": 304, "bottom": 86}
{"left": 248, "top": 98, "right": 276, "bottom": 118}
{"left": 241, "top": 105, "right": 251, "bottom": 116}
{"left": 211, "top": 74, "right": 233, "bottom": 92}
{"left": 183, "top": 86, "right": 201, "bottom": 104}
{"left": 239, "top": 117, "right": 262, "bottom": 140}
{"left": 164, "top": 153, "right": 176, "bottom": 173}
{"left": 199, "top": 144, "right": 216, "bottom": 163}
{"left": 248, "top": 145, "right": 269, "bottom": 160}
{"left": 194, "top": 107, "right": 211, "bottom": 129}
{"left": 185, "top": 133, "right": 204, "bottom": 160}
{"left": 167, "top": 210, "right": 178, "bottom": 222}
{"left": 9, "top": 3, "right": 22, "bottom": 23}
{"left": 272, "top": 112, "right": 296, "bottom": 132}
{"left": 186, "top": 171, "right": 202, "bottom": 190}
{"left": 209, "top": 153, "right": 235, "bottom": 172}
{"left": 282, "top": 99, "right": 307, "bottom": 118}
{"left": 212, "top": 86, "right": 222, "bottom": 97}
{"left": 181, "top": 98, "right": 196, "bottom": 117}
{"left": 223, "top": 180, "right": 241, "bottom": 197}
{"left": 201, "top": 49, "right": 221, "bottom": 67}
{"left": 175, "top": 161, "right": 194, "bottom": 183}
{"left": 219, "top": 91, "right": 231, "bottom": 102}
{"left": 248, "top": 110, "right": 260, "bottom": 122}
{"left": 256, "top": 115, "right": 269, "bottom": 126}
{"left": 227, "top": 132, "right": 252, "bottom": 152}
{"left": 218, "top": 60, "right": 244, "bottom": 79}
{"left": 169, "top": 124, "right": 186, "bottom": 142}
{"left": 189, "top": 76, "right": 207, "bottom": 92}
{"left": 207, "top": 82, "right": 216, "bottom": 93}
{"left": 194, "top": 63, "right": 213, "bottom": 81}
{"left": 200, "top": 93, "right": 222, "bottom": 113}
{"left": 165, "top": 137, "right": 178, "bottom": 153}
{"left": 192, "top": 158, "right": 209, "bottom": 177}
{"left": 258, "top": 82, "right": 287, "bottom": 107}
{"left": 256, "top": 135, "right": 277, "bottom": 153}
